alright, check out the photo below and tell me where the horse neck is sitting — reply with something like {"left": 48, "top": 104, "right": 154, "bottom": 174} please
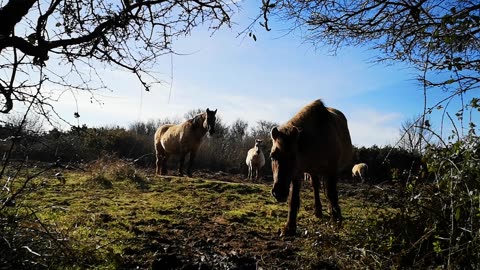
{"left": 193, "top": 113, "right": 208, "bottom": 135}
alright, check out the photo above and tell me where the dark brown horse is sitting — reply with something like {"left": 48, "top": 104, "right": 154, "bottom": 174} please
{"left": 154, "top": 108, "right": 217, "bottom": 176}
{"left": 270, "top": 99, "right": 352, "bottom": 236}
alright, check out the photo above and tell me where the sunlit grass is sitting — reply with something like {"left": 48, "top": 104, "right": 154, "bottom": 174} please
{"left": 6, "top": 161, "right": 403, "bottom": 269}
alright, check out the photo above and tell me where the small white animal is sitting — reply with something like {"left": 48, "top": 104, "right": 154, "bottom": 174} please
{"left": 352, "top": 163, "right": 368, "bottom": 183}
{"left": 246, "top": 139, "right": 265, "bottom": 181}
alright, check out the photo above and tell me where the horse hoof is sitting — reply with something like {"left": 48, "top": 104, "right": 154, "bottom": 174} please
{"left": 314, "top": 210, "right": 323, "bottom": 219}
{"left": 330, "top": 214, "right": 343, "bottom": 227}
{"left": 280, "top": 226, "right": 297, "bottom": 237}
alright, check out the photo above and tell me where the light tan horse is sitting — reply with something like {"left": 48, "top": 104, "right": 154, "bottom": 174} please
{"left": 352, "top": 163, "right": 368, "bottom": 183}
{"left": 154, "top": 108, "right": 217, "bottom": 176}
{"left": 246, "top": 139, "right": 265, "bottom": 181}
{"left": 270, "top": 99, "right": 352, "bottom": 236}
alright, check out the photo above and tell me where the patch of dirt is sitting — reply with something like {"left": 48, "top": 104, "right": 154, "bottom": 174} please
{"left": 116, "top": 171, "right": 400, "bottom": 269}
{"left": 120, "top": 217, "right": 291, "bottom": 269}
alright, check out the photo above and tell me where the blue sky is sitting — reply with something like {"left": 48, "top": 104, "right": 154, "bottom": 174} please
{"left": 10, "top": 1, "right": 475, "bottom": 147}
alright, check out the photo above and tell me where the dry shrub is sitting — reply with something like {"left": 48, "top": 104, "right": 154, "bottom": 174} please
{"left": 85, "top": 155, "right": 146, "bottom": 189}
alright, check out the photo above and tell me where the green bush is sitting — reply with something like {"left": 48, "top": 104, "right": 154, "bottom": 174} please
{"left": 394, "top": 133, "right": 480, "bottom": 268}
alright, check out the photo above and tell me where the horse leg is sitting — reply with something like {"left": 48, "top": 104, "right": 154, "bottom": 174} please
{"left": 310, "top": 174, "right": 323, "bottom": 218}
{"left": 178, "top": 153, "right": 186, "bottom": 176}
{"left": 247, "top": 165, "right": 252, "bottom": 180}
{"left": 155, "top": 155, "right": 161, "bottom": 175}
{"left": 325, "top": 174, "right": 342, "bottom": 223}
{"left": 155, "top": 144, "right": 165, "bottom": 175}
{"left": 282, "top": 176, "right": 301, "bottom": 237}
{"left": 186, "top": 149, "right": 197, "bottom": 177}
{"left": 161, "top": 155, "right": 169, "bottom": 175}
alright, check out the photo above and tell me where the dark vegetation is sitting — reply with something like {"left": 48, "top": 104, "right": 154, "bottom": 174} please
{"left": 0, "top": 116, "right": 424, "bottom": 184}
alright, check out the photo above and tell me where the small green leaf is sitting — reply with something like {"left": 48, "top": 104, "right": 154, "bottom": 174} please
{"left": 445, "top": 79, "right": 455, "bottom": 84}
{"left": 27, "top": 33, "right": 36, "bottom": 44}
{"left": 433, "top": 240, "right": 442, "bottom": 253}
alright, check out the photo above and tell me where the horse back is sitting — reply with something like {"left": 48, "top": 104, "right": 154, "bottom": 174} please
{"left": 156, "top": 120, "right": 205, "bottom": 154}
{"left": 155, "top": 124, "right": 173, "bottom": 143}
{"left": 290, "top": 100, "right": 352, "bottom": 174}
{"left": 326, "top": 107, "right": 353, "bottom": 170}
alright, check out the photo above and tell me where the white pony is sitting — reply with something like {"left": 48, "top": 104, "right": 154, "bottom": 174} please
{"left": 246, "top": 139, "right": 265, "bottom": 181}
{"left": 352, "top": 163, "right": 368, "bottom": 183}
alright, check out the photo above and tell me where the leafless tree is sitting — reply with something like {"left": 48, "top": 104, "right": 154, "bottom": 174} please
{"left": 251, "top": 120, "right": 277, "bottom": 142}
{"left": 260, "top": 0, "right": 479, "bottom": 131}
{"left": 0, "top": 0, "right": 236, "bottom": 123}
{"left": 229, "top": 119, "right": 248, "bottom": 141}
{"left": 398, "top": 114, "right": 434, "bottom": 153}
{"left": 265, "top": 0, "right": 479, "bottom": 78}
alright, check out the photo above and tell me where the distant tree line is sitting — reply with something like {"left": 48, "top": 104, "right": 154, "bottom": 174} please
{"left": 0, "top": 112, "right": 425, "bottom": 183}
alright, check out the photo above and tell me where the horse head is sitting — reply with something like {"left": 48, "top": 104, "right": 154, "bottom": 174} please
{"left": 255, "top": 139, "right": 263, "bottom": 154}
{"left": 270, "top": 126, "right": 301, "bottom": 202}
{"left": 205, "top": 108, "right": 217, "bottom": 135}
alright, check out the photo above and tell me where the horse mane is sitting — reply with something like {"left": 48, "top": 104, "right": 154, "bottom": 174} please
{"left": 283, "top": 99, "right": 329, "bottom": 135}
{"left": 190, "top": 112, "right": 206, "bottom": 128}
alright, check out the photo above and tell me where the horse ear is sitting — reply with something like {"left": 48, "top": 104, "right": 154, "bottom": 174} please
{"left": 271, "top": 127, "right": 280, "bottom": 140}
{"left": 206, "top": 108, "right": 210, "bottom": 113}
{"left": 291, "top": 126, "right": 302, "bottom": 139}
{"left": 214, "top": 109, "right": 217, "bottom": 114}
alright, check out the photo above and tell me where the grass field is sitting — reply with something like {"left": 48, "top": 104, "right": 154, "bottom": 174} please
{"left": 2, "top": 159, "right": 409, "bottom": 269}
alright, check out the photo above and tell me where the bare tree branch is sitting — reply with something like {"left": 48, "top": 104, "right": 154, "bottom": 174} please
{"left": 0, "top": 0, "right": 237, "bottom": 119}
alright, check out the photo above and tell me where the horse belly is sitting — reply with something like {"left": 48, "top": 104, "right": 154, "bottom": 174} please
{"left": 257, "top": 153, "right": 265, "bottom": 168}
{"left": 299, "top": 139, "right": 340, "bottom": 175}
{"left": 160, "top": 132, "right": 181, "bottom": 154}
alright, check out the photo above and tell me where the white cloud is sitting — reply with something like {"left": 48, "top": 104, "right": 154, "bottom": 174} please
{"left": 40, "top": 76, "right": 405, "bottom": 147}
{"left": 347, "top": 108, "right": 403, "bottom": 147}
